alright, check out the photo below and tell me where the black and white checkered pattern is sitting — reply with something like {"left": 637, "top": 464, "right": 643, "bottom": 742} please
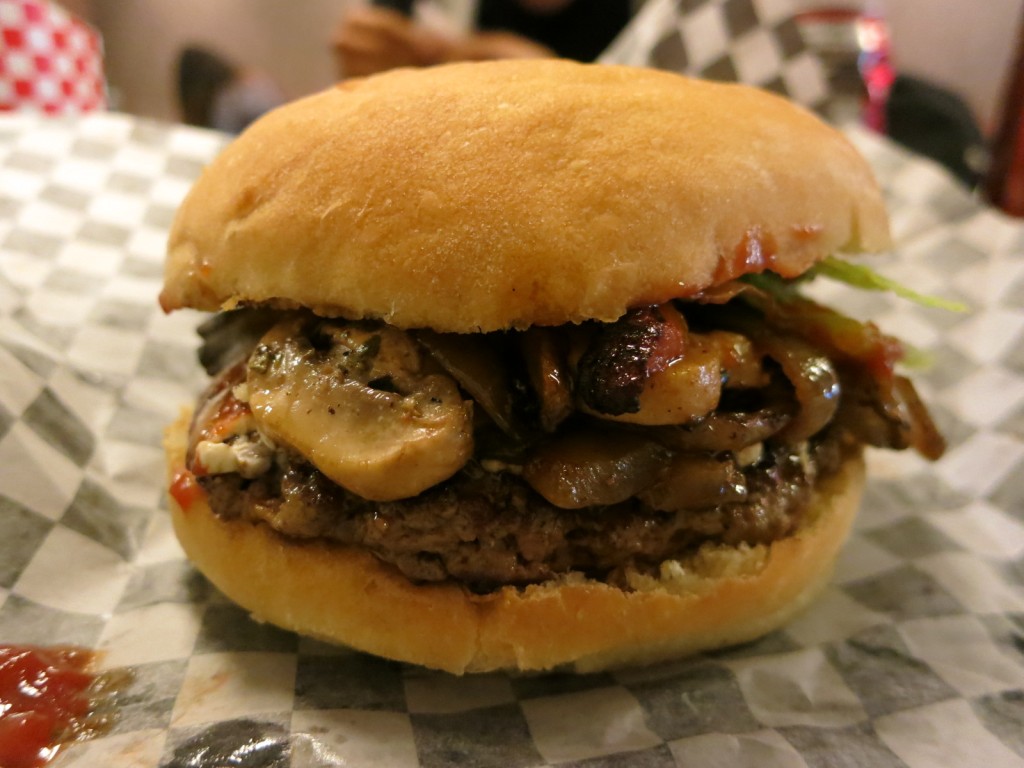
{"left": 601, "top": 0, "right": 829, "bottom": 108}
{"left": 2, "top": 111, "right": 1023, "bottom": 767}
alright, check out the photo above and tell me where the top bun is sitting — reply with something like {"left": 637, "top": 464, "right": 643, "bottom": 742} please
{"left": 161, "top": 60, "right": 890, "bottom": 332}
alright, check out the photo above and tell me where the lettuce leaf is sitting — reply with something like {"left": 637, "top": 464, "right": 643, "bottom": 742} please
{"left": 808, "top": 256, "right": 968, "bottom": 312}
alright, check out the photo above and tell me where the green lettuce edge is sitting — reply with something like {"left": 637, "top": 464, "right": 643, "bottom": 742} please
{"left": 809, "top": 256, "right": 969, "bottom": 313}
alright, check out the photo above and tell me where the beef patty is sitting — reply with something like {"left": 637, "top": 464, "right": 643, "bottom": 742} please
{"left": 196, "top": 430, "right": 851, "bottom": 591}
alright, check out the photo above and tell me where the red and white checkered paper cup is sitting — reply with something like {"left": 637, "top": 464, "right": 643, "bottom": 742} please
{"left": 0, "top": 0, "right": 106, "bottom": 114}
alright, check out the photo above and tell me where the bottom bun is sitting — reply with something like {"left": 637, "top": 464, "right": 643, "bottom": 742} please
{"left": 164, "top": 412, "right": 865, "bottom": 674}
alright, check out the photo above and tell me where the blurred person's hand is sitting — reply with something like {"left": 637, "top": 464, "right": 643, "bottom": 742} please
{"left": 333, "top": 6, "right": 447, "bottom": 78}
{"left": 332, "top": 4, "right": 554, "bottom": 80}
{"left": 450, "top": 31, "right": 554, "bottom": 62}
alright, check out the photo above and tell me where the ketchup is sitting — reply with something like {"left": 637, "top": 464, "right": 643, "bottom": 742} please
{"left": 199, "top": 390, "right": 251, "bottom": 443}
{"left": 169, "top": 466, "right": 207, "bottom": 511}
{"left": 0, "top": 646, "right": 100, "bottom": 768}
{"left": 714, "top": 229, "right": 780, "bottom": 283}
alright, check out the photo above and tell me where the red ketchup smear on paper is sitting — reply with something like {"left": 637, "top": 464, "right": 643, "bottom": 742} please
{"left": 0, "top": 646, "right": 101, "bottom": 768}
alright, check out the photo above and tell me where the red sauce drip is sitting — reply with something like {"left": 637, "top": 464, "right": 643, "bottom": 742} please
{"left": 197, "top": 386, "right": 251, "bottom": 443}
{"left": 170, "top": 466, "right": 207, "bottom": 510}
{"left": 714, "top": 228, "right": 780, "bottom": 282}
{"left": 0, "top": 646, "right": 98, "bottom": 768}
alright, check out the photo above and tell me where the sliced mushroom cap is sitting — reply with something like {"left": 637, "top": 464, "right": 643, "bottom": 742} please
{"left": 413, "top": 329, "right": 526, "bottom": 440}
{"left": 589, "top": 333, "right": 723, "bottom": 426}
{"left": 519, "top": 327, "right": 574, "bottom": 433}
{"left": 246, "top": 316, "right": 473, "bottom": 501}
{"left": 522, "top": 426, "right": 671, "bottom": 509}
{"left": 575, "top": 304, "right": 687, "bottom": 417}
{"left": 638, "top": 454, "right": 748, "bottom": 511}
{"left": 651, "top": 404, "right": 791, "bottom": 453}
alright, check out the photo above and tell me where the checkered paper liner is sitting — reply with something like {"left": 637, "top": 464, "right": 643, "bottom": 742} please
{"left": 601, "top": 0, "right": 829, "bottom": 109}
{"left": 2, "top": 109, "right": 1024, "bottom": 767}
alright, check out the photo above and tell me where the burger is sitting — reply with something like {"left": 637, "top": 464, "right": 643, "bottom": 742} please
{"left": 160, "top": 59, "right": 945, "bottom": 674}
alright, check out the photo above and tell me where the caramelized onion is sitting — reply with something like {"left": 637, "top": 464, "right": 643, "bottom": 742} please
{"left": 762, "top": 334, "right": 840, "bottom": 443}
{"left": 522, "top": 428, "right": 670, "bottom": 509}
{"left": 739, "top": 287, "right": 944, "bottom": 460}
{"left": 835, "top": 371, "right": 946, "bottom": 459}
{"left": 719, "top": 308, "right": 839, "bottom": 445}
{"left": 737, "top": 281, "right": 904, "bottom": 382}
{"left": 894, "top": 376, "right": 947, "bottom": 460}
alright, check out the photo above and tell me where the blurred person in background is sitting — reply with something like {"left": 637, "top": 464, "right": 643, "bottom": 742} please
{"left": 333, "top": 0, "right": 634, "bottom": 78}
{"left": 176, "top": 45, "right": 285, "bottom": 133}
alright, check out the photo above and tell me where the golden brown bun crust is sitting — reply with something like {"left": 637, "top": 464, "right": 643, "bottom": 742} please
{"left": 165, "top": 412, "right": 865, "bottom": 674}
{"left": 161, "top": 60, "right": 890, "bottom": 332}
